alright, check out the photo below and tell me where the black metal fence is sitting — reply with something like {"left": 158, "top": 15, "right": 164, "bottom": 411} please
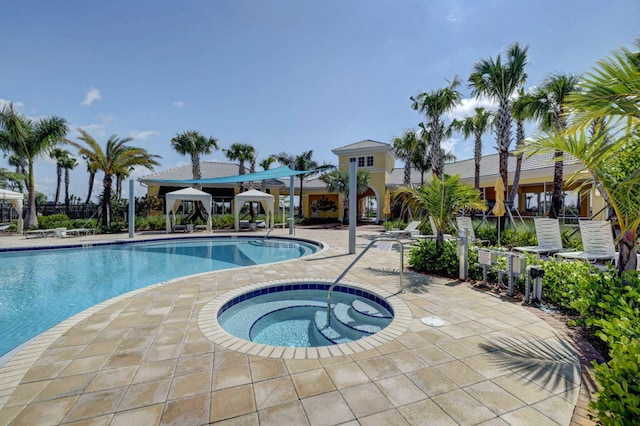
{"left": 0, "top": 202, "right": 100, "bottom": 222}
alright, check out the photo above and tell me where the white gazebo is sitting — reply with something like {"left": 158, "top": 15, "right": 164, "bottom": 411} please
{"left": 165, "top": 187, "right": 212, "bottom": 233}
{"left": 0, "top": 188, "right": 24, "bottom": 234}
{"left": 234, "top": 189, "right": 274, "bottom": 231}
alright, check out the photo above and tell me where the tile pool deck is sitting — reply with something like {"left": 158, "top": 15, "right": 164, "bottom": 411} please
{"left": 0, "top": 227, "right": 599, "bottom": 425}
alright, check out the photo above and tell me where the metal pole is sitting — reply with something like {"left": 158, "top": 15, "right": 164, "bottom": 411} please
{"left": 289, "top": 173, "right": 295, "bottom": 235}
{"left": 349, "top": 161, "right": 356, "bottom": 254}
{"left": 128, "top": 180, "right": 135, "bottom": 238}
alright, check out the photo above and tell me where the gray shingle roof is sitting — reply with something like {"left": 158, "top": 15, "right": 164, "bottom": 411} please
{"left": 139, "top": 161, "right": 240, "bottom": 182}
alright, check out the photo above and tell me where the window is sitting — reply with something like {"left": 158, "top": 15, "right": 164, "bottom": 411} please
{"left": 366, "top": 156, "right": 374, "bottom": 167}
{"left": 358, "top": 157, "right": 365, "bottom": 167}
{"left": 349, "top": 157, "right": 356, "bottom": 163}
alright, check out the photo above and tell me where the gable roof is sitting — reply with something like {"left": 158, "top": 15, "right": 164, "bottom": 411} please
{"left": 332, "top": 140, "right": 394, "bottom": 155}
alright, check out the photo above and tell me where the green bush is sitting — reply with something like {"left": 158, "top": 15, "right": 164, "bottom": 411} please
{"left": 538, "top": 258, "right": 594, "bottom": 310}
{"left": 37, "top": 214, "right": 74, "bottom": 230}
{"left": 586, "top": 274, "right": 640, "bottom": 424}
{"left": 135, "top": 215, "right": 166, "bottom": 231}
{"left": 211, "top": 214, "right": 234, "bottom": 229}
{"left": 408, "top": 239, "right": 459, "bottom": 277}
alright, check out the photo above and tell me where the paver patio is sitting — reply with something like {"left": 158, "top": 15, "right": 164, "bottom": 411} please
{"left": 0, "top": 226, "right": 598, "bottom": 425}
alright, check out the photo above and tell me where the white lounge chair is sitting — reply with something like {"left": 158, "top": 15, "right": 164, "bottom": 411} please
{"left": 384, "top": 221, "right": 421, "bottom": 238}
{"left": 556, "top": 220, "right": 617, "bottom": 263}
{"left": 412, "top": 217, "right": 454, "bottom": 241}
{"left": 514, "top": 218, "right": 572, "bottom": 255}
{"left": 455, "top": 216, "right": 489, "bottom": 245}
{"left": 0, "top": 223, "right": 11, "bottom": 233}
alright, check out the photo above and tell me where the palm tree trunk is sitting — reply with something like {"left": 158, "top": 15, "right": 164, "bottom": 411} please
{"left": 85, "top": 171, "right": 95, "bottom": 205}
{"left": 26, "top": 159, "right": 38, "bottom": 228}
{"left": 102, "top": 175, "right": 112, "bottom": 227}
{"left": 191, "top": 154, "right": 202, "bottom": 191}
{"left": 298, "top": 178, "right": 304, "bottom": 218}
{"left": 64, "top": 169, "right": 70, "bottom": 215}
{"left": 55, "top": 166, "right": 62, "bottom": 206}
{"left": 403, "top": 158, "right": 412, "bottom": 186}
{"left": 618, "top": 230, "right": 638, "bottom": 273}
{"left": 549, "top": 149, "right": 564, "bottom": 218}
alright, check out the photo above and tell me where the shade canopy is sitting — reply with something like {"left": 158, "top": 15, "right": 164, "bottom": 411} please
{"left": 165, "top": 187, "right": 212, "bottom": 232}
{"left": 146, "top": 165, "right": 321, "bottom": 184}
{"left": 234, "top": 189, "right": 274, "bottom": 231}
{"left": 0, "top": 188, "right": 24, "bottom": 234}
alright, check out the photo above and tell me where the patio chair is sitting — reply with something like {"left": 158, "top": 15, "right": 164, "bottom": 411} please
{"left": 514, "top": 218, "right": 572, "bottom": 255}
{"left": 55, "top": 227, "right": 71, "bottom": 238}
{"left": 384, "top": 220, "right": 421, "bottom": 238}
{"left": 0, "top": 223, "right": 11, "bottom": 233}
{"left": 411, "top": 217, "right": 454, "bottom": 241}
{"left": 455, "top": 216, "right": 489, "bottom": 245}
{"left": 556, "top": 220, "right": 617, "bottom": 263}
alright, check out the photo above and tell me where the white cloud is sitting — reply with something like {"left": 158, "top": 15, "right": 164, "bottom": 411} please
{"left": 129, "top": 130, "right": 160, "bottom": 140}
{"left": 0, "top": 99, "right": 24, "bottom": 109}
{"left": 81, "top": 88, "right": 102, "bottom": 106}
{"left": 447, "top": 97, "right": 498, "bottom": 121}
{"left": 173, "top": 101, "right": 185, "bottom": 108}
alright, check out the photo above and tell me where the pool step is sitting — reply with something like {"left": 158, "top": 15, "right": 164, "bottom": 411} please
{"left": 352, "top": 299, "right": 393, "bottom": 319}
{"left": 313, "top": 307, "right": 366, "bottom": 344}
{"left": 332, "top": 303, "right": 384, "bottom": 334}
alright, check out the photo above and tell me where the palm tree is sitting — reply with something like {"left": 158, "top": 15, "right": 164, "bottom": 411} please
{"left": 170, "top": 130, "right": 219, "bottom": 190}
{"left": 529, "top": 42, "right": 640, "bottom": 273}
{"left": 320, "top": 169, "right": 371, "bottom": 222}
{"left": 83, "top": 157, "right": 98, "bottom": 204}
{"left": 509, "top": 89, "right": 535, "bottom": 205}
{"left": 66, "top": 129, "right": 161, "bottom": 227}
{"left": 452, "top": 107, "right": 494, "bottom": 192}
{"left": 7, "top": 155, "right": 27, "bottom": 192}
{"left": 525, "top": 73, "right": 581, "bottom": 218}
{"left": 60, "top": 154, "right": 77, "bottom": 214}
{"left": 49, "top": 148, "right": 69, "bottom": 206}
{"left": 0, "top": 103, "right": 69, "bottom": 227}
{"left": 392, "top": 130, "right": 420, "bottom": 185}
{"left": 259, "top": 156, "right": 275, "bottom": 192}
{"left": 274, "top": 150, "right": 330, "bottom": 218}
{"left": 468, "top": 42, "right": 528, "bottom": 218}
{"left": 411, "top": 77, "right": 463, "bottom": 178}
{"left": 0, "top": 167, "right": 24, "bottom": 191}
{"left": 225, "top": 143, "right": 256, "bottom": 192}
{"left": 394, "top": 174, "right": 487, "bottom": 245}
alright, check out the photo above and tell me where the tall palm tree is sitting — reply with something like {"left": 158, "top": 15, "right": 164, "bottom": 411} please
{"left": 531, "top": 41, "right": 640, "bottom": 274}
{"left": 394, "top": 174, "right": 487, "bottom": 245}
{"left": 84, "top": 156, "right": 98, "bottom": 205}
{"left": 320, "top": 169, "right": 371, "bottom": 221}
{"left": 225, "top": 143, "right": 256, "bottom": 192}
{"left": 509, "top": 89, "right": 535, "bottom": 205}
{"left": 392, "top": 130, "right": 420, "bottom": 185}
{"left": 66, "top": 129, "right": 160, "bottom": 227}
{"left": 452, "top": 107, "right": 494, "bottom": 192}
{"left": 274, "top": 150, "right": 330, "bottom": 218}
{"left": 0, "top": 103, "right": 69, "bottom": 227}
{"left": 49, "top": 148, "right": 69, "bottom": 206}
{"left": 60, "top": 154, "right": 77, "bottom": 214}
{"left": 411, "top": 77, "right": 463, "bottom": 179}
{"left": 0, "top": 167, "right": 24, "bottom": 191}
{"left": 468, "top": 42, "right": 528, "bottom": 215}
{"left": 170, "top": 130, "right": 219, "bottom": 190}
{"left": 525, "top": 73, "right": 581, "bottom": 218}
{"left": 7, "top": 154, "right": 27, "bottom": 192}
{"left": 259, "top": 156, "right": 275, "bottom": 192}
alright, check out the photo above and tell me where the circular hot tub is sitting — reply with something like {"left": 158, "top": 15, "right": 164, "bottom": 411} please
{"left": 199, "top": 279, "right": 411, "bottom": 357}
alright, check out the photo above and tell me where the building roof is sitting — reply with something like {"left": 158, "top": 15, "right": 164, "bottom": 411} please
{"left": 332, "top": 140, "right": 393, "bottom": 155}
{"left": 139, "top": 161, "right": 286, "bottom": 188}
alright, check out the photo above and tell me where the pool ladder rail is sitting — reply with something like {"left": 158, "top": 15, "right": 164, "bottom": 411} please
{"left": 327, "top": 237, "right": 404, "bottom": 326}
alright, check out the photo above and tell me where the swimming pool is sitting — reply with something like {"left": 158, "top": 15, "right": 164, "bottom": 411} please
{"left": 0, "top": 237, "right": 319, "bottom": 357}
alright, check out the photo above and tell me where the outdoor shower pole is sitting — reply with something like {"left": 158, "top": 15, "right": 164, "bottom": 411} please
{"left": 128, "top": 179, "right": 135, "bottom": 238}
{"left": 349, "top": 161, "right": 356, "bottom": 254}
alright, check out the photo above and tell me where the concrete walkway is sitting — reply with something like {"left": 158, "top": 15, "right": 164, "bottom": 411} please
{"left": 0, "top": 227, "right": 596, "bottom": 425}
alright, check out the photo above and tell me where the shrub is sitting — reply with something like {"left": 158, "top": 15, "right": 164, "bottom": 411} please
{"left": 586, "top": 273, "right": 640, "bottom": 424}
{"left": 37, "top": 214, "right": 74, "bottom": 230}
{"left": 408, "top": 239, "right": 459, "bottom": 277}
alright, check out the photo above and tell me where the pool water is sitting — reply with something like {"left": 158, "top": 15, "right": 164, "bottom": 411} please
{"left": 218, "top": 286, "right": 393, "bottom": 347}
{"left": 0, "top": 237, "right": 318, "bottom": 357}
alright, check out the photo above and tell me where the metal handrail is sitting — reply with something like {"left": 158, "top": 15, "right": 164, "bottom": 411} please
{"left": 326, "top": 237, "right": 404, "bottom": 326}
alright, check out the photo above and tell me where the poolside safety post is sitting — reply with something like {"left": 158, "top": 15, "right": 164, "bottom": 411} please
{"left": 128, "top": 179, "right": 135, "bottom": 238}
{"left": 457, "top": 228, "right": 469, "bottom": 280}
{"left": 349, "top": 161, "right": 356, "bottom": 254}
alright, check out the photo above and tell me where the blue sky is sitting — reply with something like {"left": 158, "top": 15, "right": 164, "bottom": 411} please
{"left": 2, "top": 0, "right": 639, "bottom": 200}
